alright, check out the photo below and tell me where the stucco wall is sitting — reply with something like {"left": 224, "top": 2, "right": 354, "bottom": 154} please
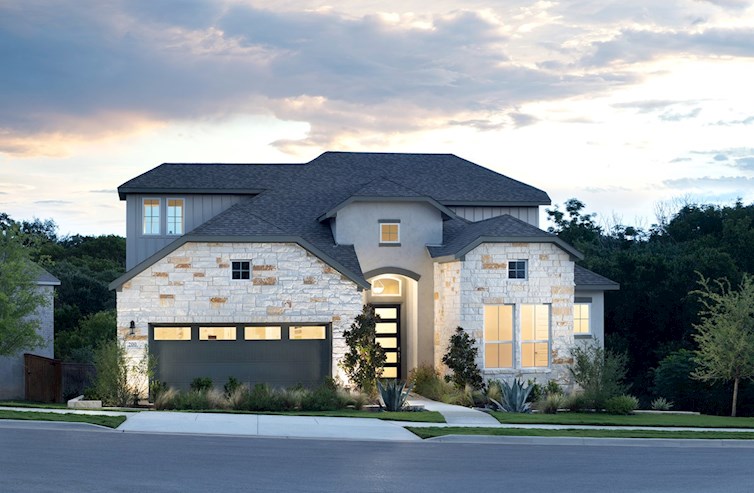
{"left": 116, "top": 242, "right": 364, "bottom": 392}
{"left": 0, "top": 285, "right": 55, "bottom": 400}
{"left": 574, "top": 289, "right": 606, "bottom": 347}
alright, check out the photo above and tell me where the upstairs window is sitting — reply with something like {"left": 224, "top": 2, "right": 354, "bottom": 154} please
{"left": 167, "top": 199, "right": 184, "bottom": 235}
{"left": 143, "top": 199, "right": 161, "bottom": 235}
{"left": 508, "top": 260, "right": 527, "bottom": 280}
{"left": 379, "top": 220, "right": 400, "bottom": 245}
{"left": 232, "top": 261, "right": 251, "bottom": 280}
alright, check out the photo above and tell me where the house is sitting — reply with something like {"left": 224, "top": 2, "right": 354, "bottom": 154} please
{"left": 110, "top": 152, "right": 618, "bottom": 392}
{"left": 0, "top": 266, "right": 60, "bottom": 399}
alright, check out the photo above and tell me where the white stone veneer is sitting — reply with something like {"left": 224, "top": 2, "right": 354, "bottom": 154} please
{"left": 434, "top": 242, "right": 576, "bottom": 389}
{"left": 116, "top": 242, "right": 364, "bottom": 394}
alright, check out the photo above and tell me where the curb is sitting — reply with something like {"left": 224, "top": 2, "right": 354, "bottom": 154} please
{"left": 424, "top": 434, "right": 754, "bottom": 448}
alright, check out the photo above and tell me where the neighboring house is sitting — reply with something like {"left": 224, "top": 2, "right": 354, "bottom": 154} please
{"left": 0, "top": 266, "right": 60, "bottom": 399}
{"left": 110, "top": 152, "right": 618, "bottom": 392}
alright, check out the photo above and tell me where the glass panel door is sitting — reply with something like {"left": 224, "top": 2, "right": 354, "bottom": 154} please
{"left": 374, "top": 305, "right": 401, "bottom": 379}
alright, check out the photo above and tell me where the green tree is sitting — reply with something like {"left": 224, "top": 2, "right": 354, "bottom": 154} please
{"left": 692, "top": 274, "right": 754, "bottom": 417}
{"left": 0, "top": 228, "right": 48, "bottom": 356}
{"left": 55, "top": 309, "right": 116, "bottom": 363}
{"left": 339, "top": 305, "right": 386, "bottom": 393}
{"left": 569, "top": 342, "right": 628, "bottom": 410}
{"left": 441, "top": 327, "right": 483, "bottom": 389}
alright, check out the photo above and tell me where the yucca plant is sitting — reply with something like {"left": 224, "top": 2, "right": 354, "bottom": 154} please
{"left": 377, "top": 379, "right": 414, "bottom": 411}
{"left": 489, "top": 378, "right": 533, "bottom": 413}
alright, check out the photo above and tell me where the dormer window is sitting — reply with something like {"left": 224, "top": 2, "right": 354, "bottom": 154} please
{"left": 167, "top": 199, "right": 184, "bottom": 235}
{"left": 143, "top": 199, "right": 160, "bottom": 235}
{"left": 379, "top": 220, "right": 400, "bottom": 246}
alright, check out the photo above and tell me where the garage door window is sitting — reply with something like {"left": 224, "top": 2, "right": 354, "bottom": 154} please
{"left": 200, "top": 327, "right": 237, "bottom": 340}
{"left": 245, "top": 326, "right": 282, "bottom": 340}
{"left": 154, "top": 327, "right": 192, "bottom": 341}
{"left": 289, "top": 326, "right": 326, "bottom": 340}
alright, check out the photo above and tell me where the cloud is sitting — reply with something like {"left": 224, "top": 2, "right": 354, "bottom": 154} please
{"left": 711, "top": 115, "right": 754, "bottom": 126}
{"left": 89, "top": 189, "right": 116, "bottom": 194}
{"left": 734, "top": 157, "right": 754, "bottom": 170}
{"left": 34, "top": 200, "right": 73, "bottom": 205}
{"left": 664, "top": 175, "right": 754, "bottom": 189}
{"left": 659, "top": 107, "right": 702, "bottom": 121}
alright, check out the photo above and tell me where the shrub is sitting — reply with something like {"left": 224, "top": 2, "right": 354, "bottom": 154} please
{"left": 377, "top": 379, "right": 413, "bottom": 411}
{"left": 340, "top": 305, "right": 386, "bottom": 394}
{"left": 224, "top": 377, "right": 242, "bottom": 398}
{"left": 228, "top": 385, "right": 251, "bottom": 410}
{"left": 651, "top": 397, "right": 673, "bottom": 411}
{"left": 534, "top": 394, "right": 566, "bottom": 414}
{"left": 408, "top": 364, "right": 453, "bottom": 401}
{"left": 91, "top": 340, "right": 148, "bottom": 407}
{"left": 247, "top": 383, "right": 282, "bottom": 411}
{"left": 154, "top": 388, "right": 179, "bottom": 410}
{"left": 605, "top": 395, "right": 639, "bottom": 415}
{"left": 489, "top": 378, "right": 533, "bottom": 413}
{"left": 442, "top": 327, "right": 483, "bottom": 390}
{"left": 301, "top": 379, "right": 348, "bottom": 411}
{"left": 149, "top": 379, "right": 167, "bottom": 403}
{"left": 190, "top": 377, "right": 213, "bottom": 392}
{"left": 569, "top": 342, "right": 628, "bottom": 410}
{"left": 563, "top": 392, "right": 591, "bottom": 412}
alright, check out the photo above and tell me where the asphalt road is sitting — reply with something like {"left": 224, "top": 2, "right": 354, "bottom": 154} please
{"left": 1, "top": 422, "right": 753, "bottom": 493}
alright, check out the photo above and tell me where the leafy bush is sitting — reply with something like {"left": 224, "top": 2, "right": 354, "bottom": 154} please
{"left": 149, "top": 379, "right": 167, "bottom": 402}
{"left": 340, "top": 305, "right": 386, "bottom": 394}
{"left": 247, "top": 383, "right": 282, "bottom": 411}
{"left": 442, "top": 327, "right": 483, "bottom": 390}
{"left": 190, "top": 377, "right": 213, "bottom": 392}
{"left": 527, "top": 380, "right": 563, "bottom": 402}
{"left": 301, "top": 379, "right": 344, "bottom": 411}
{"left": 651, "top": 397, "right": 673, "bottom": 411}
{"left": 570, "top": 342, "right": 628, "bottom": 410}
{"left": 377, "top": 379, "right": 414, "bottom": 411}
{"left": 91, "top": 340, "right": 149, "bottom": 407}
{"left": 605, "top": 395, "right": 639, "bottom": 415}
{"left": 224, "top": 377, "right": 242, "bottom": 398}
{"left": 408, "top": 364, "right": 454, "bottom": 401}
{"left": 227, "top": 385, "right": 251, "bottom": 410}
{"left": 534, "top": 394, "right": 566, "bottom": 414}
{"left": 489, "top": 378, "right": 533, "bottom": 413}
{"left": 562, "top": 392, "right": 591, "bottom": 412}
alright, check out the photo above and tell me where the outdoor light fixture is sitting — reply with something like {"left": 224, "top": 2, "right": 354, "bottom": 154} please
{"left": 372, "top": 279, "right": 385, "bottom": 294}
{"left": 129, "top": 320, "right": 136, "bottom": 336}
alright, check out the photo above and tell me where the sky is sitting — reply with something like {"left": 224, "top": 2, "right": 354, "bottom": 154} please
{"left": 1, "top": 0, "right": 754, "bottom": 236}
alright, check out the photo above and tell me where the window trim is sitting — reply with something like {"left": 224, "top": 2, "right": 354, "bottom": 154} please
{"left": 483, "top": 304, "right": 515, "bottom": 369}
{"left": 231, "top": 260, "right": 251, "bottom": 281}
{"left": 508, "top": 259, "right": 527, "bottom": 280}
{"left": 520, "top": 304, "right": 551, "bottom": 368}
{"left": 142, "top": 198, "right": 161, "bottom": 236}
{"left": 378, "top": 219, "right": 401, "bottom": 246}
{"left": 574, "top": 298, "right": 592, "bottom": 337}
{"left": 166, "top": 197, "right": 185, "bottom": 236}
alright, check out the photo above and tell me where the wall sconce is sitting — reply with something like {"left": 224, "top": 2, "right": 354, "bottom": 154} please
{"left": 372, "top": 279, "right": 385, "bottom": 295}
{"left": 129, "top": 321, "right": 136, "bottom": 336}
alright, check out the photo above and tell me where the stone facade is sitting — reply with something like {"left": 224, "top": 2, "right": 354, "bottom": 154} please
{"left": 434, "top": 242, "right": 576, "bottom": 389}
{"left": 116, "top": 242, "right": 364, "bottom": 393}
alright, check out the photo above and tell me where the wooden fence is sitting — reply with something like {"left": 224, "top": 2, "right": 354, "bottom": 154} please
{"left": 24, "top": 353, "right": 62, "bottom": 403}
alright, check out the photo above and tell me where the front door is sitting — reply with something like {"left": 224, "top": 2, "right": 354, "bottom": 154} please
{"left": 374, "top": 305, "right": 401, "bottom": 379}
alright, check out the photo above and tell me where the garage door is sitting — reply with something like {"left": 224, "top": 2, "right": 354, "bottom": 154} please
{"left": 150, "top": 323, "right": 331, "bottom": 390}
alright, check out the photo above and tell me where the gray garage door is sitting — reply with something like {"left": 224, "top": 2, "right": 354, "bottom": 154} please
{"left": 150, "top": 323, "right": 331, "bottom": 391}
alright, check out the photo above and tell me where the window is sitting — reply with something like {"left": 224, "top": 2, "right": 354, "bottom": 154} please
{"left": 371, "top": 276, "right": 401, "bottom": 296}
{"left": 289, "top": 326, "right": 326, "bottom": 340}
{"left": 167, "top": 199, "right": 184, "bottom": 235}
{"left": 574, "top": 303, "right": 591, "bottom": 334}
{"left": 154, "top": 327, "right": 191, "bottom": 341}
{"left": 379, "top": 221, "right": 400, "bottom": 245}
{"left": 200, "top": 327, "right": 237, "bottom": 340}
{"left": 521, "top": 304, "right": 550, "bottom": 367}
{"left": 232, "top": 261, "right": 251, "bottom": 280}
{"left": 484, "top": 305, "right": 514, "bottom": 368}
{"left": 143, "top": 199, "right": 160, "bottom": 235}
{"left": 508, "top": 260, "right": 527, "bottom": 279}
{"left": 244, "top": 326, "right": 282, "bottom": 340}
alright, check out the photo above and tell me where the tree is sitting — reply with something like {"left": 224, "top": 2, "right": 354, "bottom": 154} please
{"left": 339, "top": 305, "right": 386, "bottom": 393}
{"left": 0, "top": 228, "right": 48, "bottom": 356}
{"left": 691, "top": 274, "right": 754, "bottom": 417}
{"left": 441, "top": 327, "right": 483, "bottom": 389}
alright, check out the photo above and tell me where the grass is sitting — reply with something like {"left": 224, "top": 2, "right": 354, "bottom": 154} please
{"left": 0, "top": 400, "right": 140, "bottom": 412}
{"left": 406, "top": 426, "right": 754, "bottom": 440}
{"left": 0, "top": 410, "right": 126, "bottom": 429}
{"left": 172, "top": 408, "right": 446, "bottom": 423}
{"left": 490, "top": 412, "right": 754, "bottom": 429}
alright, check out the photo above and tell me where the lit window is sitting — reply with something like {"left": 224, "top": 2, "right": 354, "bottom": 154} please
{"left": 521, "top": 304, "right": 550, "bottom": 367}
{"left": 371, "top": 276, "right": 401, "bottom": 296}
{"left": 379, "top": 222, "right": 400, "bottom": 244}
{"left": 200, "top": 327, "right": 237, "bottom": 340}
{"left": 154, "top": 327, "right": 191, "bottom": 340}
{"left": 167, "top": 199, "right": 184, "bottom": 235}
{"left": 143, "top": 199, "right": 160, "bottom": 235}
{"left": 484, "top": 305, "right": 513, "bottom": 369}
{"left": 508, "top": 260, "right": 527, "bottom": 280}
{"left": 289, "top": 326, "right": 326, "bottom": 340}
{"left": 574, "top": 303, "right": 591, "bottom": 334}
{"left": 232, "top": 261, "right": 250, "bottom": 280}
{"left": 244, "top": 326, "right": 282, "bottom": 340}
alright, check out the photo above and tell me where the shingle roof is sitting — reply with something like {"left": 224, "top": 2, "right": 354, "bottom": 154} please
{"left": 574, "top": 265, "right": 620, "bottom": 290}
{"left": 34, "top": 265, "right": 60, "bottom": 286}
{"left": 428, "top": 215, "right": 583, "bottom": 260}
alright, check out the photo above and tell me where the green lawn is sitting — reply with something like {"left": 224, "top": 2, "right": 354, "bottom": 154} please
{"left": 491, "top": 412, "right": 754, "bottom": 429}
{"left": 0, "top": 401, "right": 140, "bottom": 412}
{"left": 173, "top": 408, "right": 446, "bottom": 423}
{"left": 0, "top": 410, "right": 126, "bottom": 429}
{"left": 407, "top": 426, "right": 754, "bottom": 440}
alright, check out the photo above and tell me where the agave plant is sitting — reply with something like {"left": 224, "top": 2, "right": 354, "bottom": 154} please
{"left": 377, "top": 379, "right": 414, "bottom": 411}
{"left": 489, "top": 378, "right": 533, "bottom": 413}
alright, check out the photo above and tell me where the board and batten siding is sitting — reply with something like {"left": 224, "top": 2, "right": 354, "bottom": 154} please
{"left": 449, "top": 206, "right": 539, "bottom": 226}
{"left": 126, "top": 194, "right": 247, "bottom": 269}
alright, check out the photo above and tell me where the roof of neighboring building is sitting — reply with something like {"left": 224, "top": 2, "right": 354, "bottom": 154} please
{"left": 574, "top": 265, "right": 620, "bottom": 290}
{"left": 427, "top": 215, "right": 583, "bottom": 260}
{"left": 34, "top": 265, "right": 60, "bottom": 286}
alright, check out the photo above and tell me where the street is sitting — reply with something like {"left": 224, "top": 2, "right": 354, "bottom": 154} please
{"left": 1, "top": 422, "right": 752, "bottom": 492}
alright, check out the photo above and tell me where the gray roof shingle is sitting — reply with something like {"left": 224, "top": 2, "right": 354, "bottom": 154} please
{"left": 574, "top": 265, "right": 620, "bottom": 290}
